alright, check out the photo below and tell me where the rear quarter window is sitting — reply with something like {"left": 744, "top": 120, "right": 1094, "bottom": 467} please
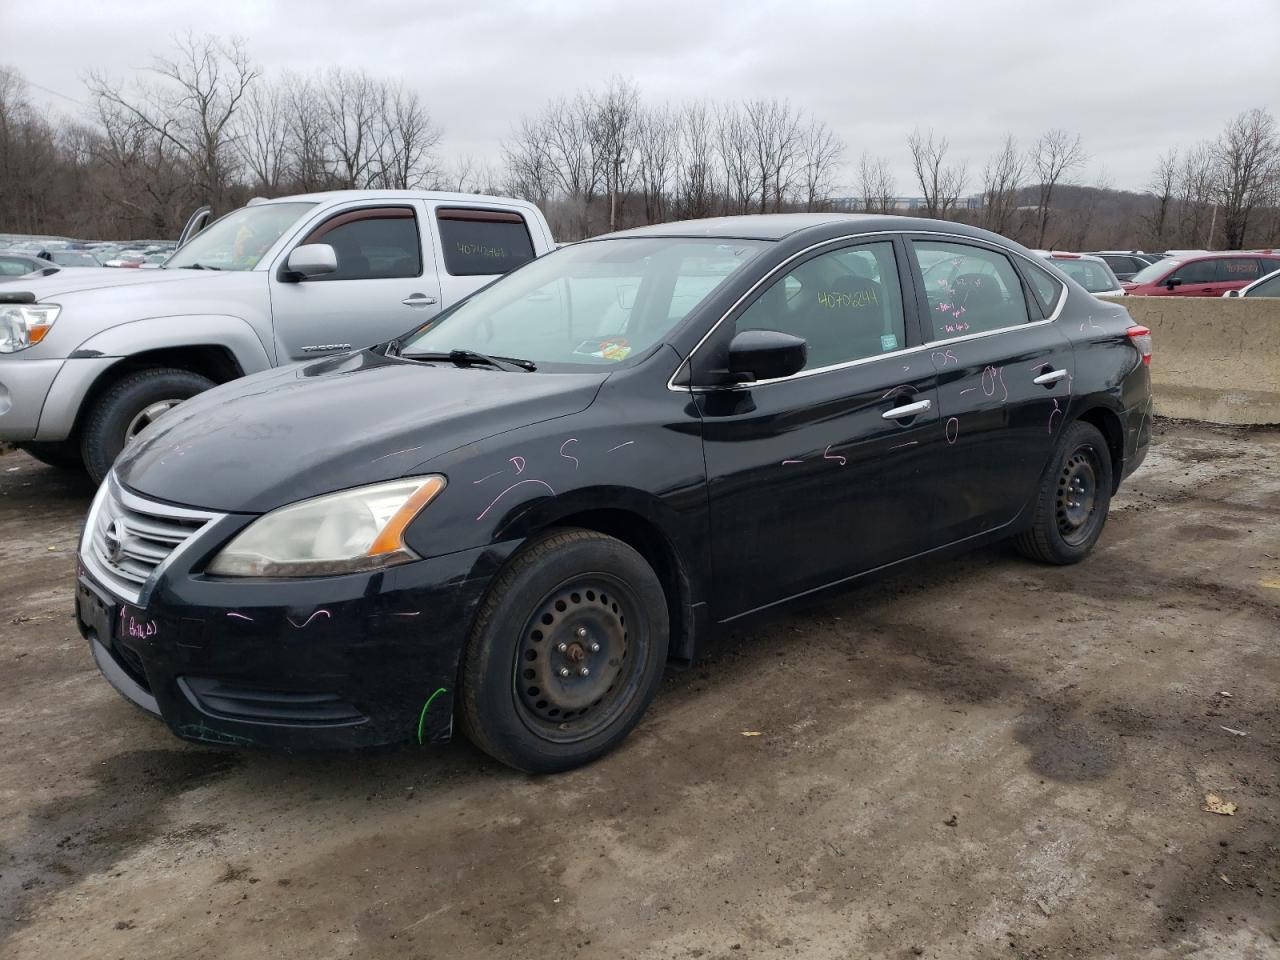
{"left": 1023, "top": 261, "right": 1064, "bottom": 315}
{"left": 436, "top": 209, "right": 536, "bottom": 277}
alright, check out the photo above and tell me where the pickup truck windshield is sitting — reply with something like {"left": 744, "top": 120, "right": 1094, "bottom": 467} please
{"left": 402, "top": 237, "right": 769, "bottom": 368}
{"left": 167, "top": 202, "right": 317, "bottom": 271}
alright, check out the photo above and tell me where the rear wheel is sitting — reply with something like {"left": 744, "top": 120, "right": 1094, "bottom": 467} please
{"left": 1014, "top": 420, "right": 1113, "bottom": 565}
{"left": 80, "top": 368, "right": 214, "bottom": 484}
{"left": 458, "top": 528, "right": 669, "bottom": 773}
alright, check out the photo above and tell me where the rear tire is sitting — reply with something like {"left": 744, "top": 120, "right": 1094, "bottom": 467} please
{"left": 80, "top": 368, "right": 214, "bottom": 484}
{"left": 1014, "top": 420, "right": 1113, "bottom": 565}
{"left": 17, "top": 440, "right": 83, "bottom": 470}
{"left": 458, "top": 528, "right": 669, "bottom": 774}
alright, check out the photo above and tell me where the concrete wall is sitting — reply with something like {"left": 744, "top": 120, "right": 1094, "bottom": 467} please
{"left": 1101, "top": 295, "right": 1280, "bottom": 425}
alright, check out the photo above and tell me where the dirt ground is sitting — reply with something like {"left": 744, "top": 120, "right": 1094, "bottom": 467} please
{"left": 0, "top": 420, "right": 1277, "bottom": 960}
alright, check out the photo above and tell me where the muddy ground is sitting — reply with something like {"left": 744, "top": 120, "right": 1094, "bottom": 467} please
{"left": 0, "top": 420, "right": 1277, "bottom": 959}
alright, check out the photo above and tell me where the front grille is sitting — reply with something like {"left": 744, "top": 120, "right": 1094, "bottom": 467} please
{"left": 82, "top": 477, "right": 221, "bottom": 603}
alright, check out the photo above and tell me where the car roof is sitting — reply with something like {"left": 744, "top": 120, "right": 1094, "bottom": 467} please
{"left": 595, "top": 213, "right": 1011, "bottom": 244}
{"left": 255, "top": 189, "right": 532, "bottom": 207}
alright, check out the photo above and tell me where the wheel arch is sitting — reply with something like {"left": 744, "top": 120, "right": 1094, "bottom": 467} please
{"left": 1074, "top": 404, "right": 1125, "bottom": 493}
{"left": 518, "top": 504, "right": 698, "bottom": 664}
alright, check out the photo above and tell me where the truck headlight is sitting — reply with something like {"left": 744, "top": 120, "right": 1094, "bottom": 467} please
{"left": 206, "top": 476, "right": 446, "bottom": 578}
{"left": 0, "top": 304, "right": 60, "bottom": 353}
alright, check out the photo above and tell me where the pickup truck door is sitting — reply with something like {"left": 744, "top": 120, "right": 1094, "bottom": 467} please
{"left": 268, "top": 201, "right": 443, "bottom": 362}
{"left": 422, "top": 202, "right": 542, "bottom": 313}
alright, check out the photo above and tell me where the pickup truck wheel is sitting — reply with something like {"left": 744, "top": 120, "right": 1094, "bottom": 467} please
{"left": 1014, "top": 420, "right": 1113, "bottom": 565}
{"left": 16, "top": 440, "right": 83, "bottom": 470}
{"left": 458, "top": 528, "right": 669, "bottom": 774}
{"left": 80, "top": 368, "right": 215, "bottom": 484}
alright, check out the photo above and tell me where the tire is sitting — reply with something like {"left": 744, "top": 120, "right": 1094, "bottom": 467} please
{"left": 1014, "top": 420, "right": 1114, "bottom": 565}
{"left": 17, "top": 440, "right": 83, "bottom": 470}
{"left": 80, "top": 368, "right": 215, "bottom": 485}
{"left": 458, "top": 528, "right": 669, "bottom": 774}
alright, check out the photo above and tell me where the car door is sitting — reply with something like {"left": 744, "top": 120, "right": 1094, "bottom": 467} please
{"left": 426, "top": 205, "right": 539, "bottom": 310}
{"left": 694, "top": 237, "right": 944, "bottom": 618}
{"left": 1165, "top": 257, "right": 1222, "bottom": 297}
{"left": 268, "top": 202, "right": 442, "bottom": 362}
{"left": 907, "top": 237, "right": 1075, "bottom": 543}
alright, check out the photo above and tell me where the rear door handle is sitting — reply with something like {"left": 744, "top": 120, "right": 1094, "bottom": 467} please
{"left": 882, "top": 399, "right": 931, "bottom": 420}
{"left": 402, "top": 294, "right": 438, "bottom": 307}
{"left": 1033, "top": 368, "right": 1068, "bottom": 385}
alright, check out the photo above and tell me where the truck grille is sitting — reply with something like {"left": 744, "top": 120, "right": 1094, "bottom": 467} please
{"left": 82, "top": 476, "right": 222, "bottom": 603}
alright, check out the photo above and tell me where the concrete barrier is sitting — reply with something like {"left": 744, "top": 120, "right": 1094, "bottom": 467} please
{"left": 1101, "top": 295, "right": 1280, "bottom": 425}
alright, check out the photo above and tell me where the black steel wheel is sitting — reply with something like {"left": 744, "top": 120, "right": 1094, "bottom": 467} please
{"left": 1014, "top": 420, "right": 1114, "bottom": 565}
{"left": 459, "top": 528, "right": 669, "bottom": 773}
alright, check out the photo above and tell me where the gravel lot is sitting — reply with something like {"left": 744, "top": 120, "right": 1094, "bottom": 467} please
{"left": 1, "top": 420, "right": 1277, "bottom": 959}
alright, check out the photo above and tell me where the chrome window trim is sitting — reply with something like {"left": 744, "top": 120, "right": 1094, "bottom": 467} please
{"left": 668, "top": 228, "right": 1069, "bottom": 393}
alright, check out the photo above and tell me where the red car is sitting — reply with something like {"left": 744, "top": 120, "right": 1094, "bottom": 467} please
{"left": 1123, "top": 252, "right": 1280, "bottom": 296}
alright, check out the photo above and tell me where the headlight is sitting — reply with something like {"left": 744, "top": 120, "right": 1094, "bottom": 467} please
{"left": 206, "top": 476, "right": 446, "bottom": 578}
{"left": 0, "top": 303, "right": 60, "bottom": 353}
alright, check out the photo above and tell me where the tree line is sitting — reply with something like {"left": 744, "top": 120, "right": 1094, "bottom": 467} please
{"left": 1, "top": 33, "right": 1277, "bottom": 250}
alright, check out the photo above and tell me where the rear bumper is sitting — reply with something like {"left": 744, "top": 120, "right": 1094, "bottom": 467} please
{"left": 0, "top": 358, "right": 64, "bottom": 441}
{"left": 76, "top": 542, "right": 508, "bottom": 751}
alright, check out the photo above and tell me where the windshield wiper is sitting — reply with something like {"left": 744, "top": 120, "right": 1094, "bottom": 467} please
{"left": 403, "top": 349, "right": 536, "bottom": 372}
{"left": 185, "top": 263, "right": 221, "bottom": 271}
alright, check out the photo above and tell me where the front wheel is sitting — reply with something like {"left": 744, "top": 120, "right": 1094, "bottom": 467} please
{"left": 80, "top": 368, "right": 215, "bottom": 484}
{"left": 458, "top": 528, "right": 669, "bottom": 773}
{"left": 1014, "top": 420, "right": 1113, "bottom": 565}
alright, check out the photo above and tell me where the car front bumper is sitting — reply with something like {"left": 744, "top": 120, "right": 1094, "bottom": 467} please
{"left": 0, "top": 358, "right": 64, "bottom": 441}
{"left": 75, "top": 544, "right": 507, "bottom": 751}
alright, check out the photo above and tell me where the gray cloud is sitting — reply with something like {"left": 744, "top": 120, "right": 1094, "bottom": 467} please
{"left": 4, "top": 0, "right": 1278, "bottom": 193}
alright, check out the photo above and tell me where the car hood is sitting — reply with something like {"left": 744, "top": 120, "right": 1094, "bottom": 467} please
{"left": 20, "top": 266, "right": 224, "bottom": 299}
{"left": 114, "top": 350, "right": 606, "bottom": 513}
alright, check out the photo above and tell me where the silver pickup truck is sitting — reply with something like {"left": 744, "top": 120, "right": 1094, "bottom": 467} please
{"left": 0, "top": 190, "right": 555, "bottom": 482}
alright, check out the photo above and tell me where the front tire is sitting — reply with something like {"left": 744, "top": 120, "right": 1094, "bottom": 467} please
{"left": 80, "top": 368, "right": 215, "bottom": 484}
{"left": 458, "top": 528, "right": 669, "bottom": 773}
{"left": 1014, "top": 420, "right": 1113, "bottom": 565}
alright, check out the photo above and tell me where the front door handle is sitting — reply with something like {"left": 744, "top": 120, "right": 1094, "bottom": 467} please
{"left": 882, "top": 399, "right": 932, "bottom": 420}
{"left": 402, "top": 294, "right": 438, "bottom": 307}
{"left": 1033, "top": 368, "right": 1069, "bottom": 385}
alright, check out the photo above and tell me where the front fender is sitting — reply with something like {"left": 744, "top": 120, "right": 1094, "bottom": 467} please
{"left": 33, "top": 315, "right": 275, "bottom": 441}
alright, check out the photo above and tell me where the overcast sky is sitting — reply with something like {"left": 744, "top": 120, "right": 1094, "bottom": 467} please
{"left": 4, "top": 0, "right": 1278, "bottom": 195}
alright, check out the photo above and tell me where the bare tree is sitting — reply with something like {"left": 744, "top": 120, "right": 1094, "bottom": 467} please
{"left": 1176, "top": 142, "right": 1216, "bottom": 247}
{"left": 1030, "top": 129, "right": 1085, "bottom": 247}
{"left": 590, "top": 77, "right": 639, "bottom": 231}
{"left": 907, "top": 128, "right": 967, "bottom": 218}
{"left": 717, "top": 103, "right": 754, "bottom": 214}
{"left": 1141, "top": 148, "right": 1178, "bottom": 248}
{"left": 544, "top": 95, "right": 601, "bottom": 238}
{"left": 318, "top": 67, "right": 385, "bottom": 188}
{"left": 1213, "top": 107, "right": 1277, "bottom": 249}
{"left": 86, "top": 32, "right": 258, "bottom": 210}
{"left": 857, "top": 151, "right": 895, "bottom": 213}
{"left": 745, "top": 98, "right": 803, "bottom": 212}
{"left": 674, "top": 100, "right": 716, "bottom": 220}
{"left": 980, "top": 134, "right": 1023, "bottom": 235}
{"left": 500, "top": 115, "right": 556, "bottom": 209}
{"left": 237, "top": 81, "right": 288, "bottom": 193}
{"left": 281, "top": 73, "right": 334, "bottom": 191}
{"left": 798, "top": 117, "right": 844, "bottom": 212}
{"left": 635, "top": 103, "right": 679, "bottom": 224}
{"left": 376, "top": 83, "right": 441, "bottom": 189}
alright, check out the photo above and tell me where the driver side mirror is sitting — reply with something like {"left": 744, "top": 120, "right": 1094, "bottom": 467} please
{"left": 283, "top": 243, "right": 337, "bottom": 281}
{"left": 725, "top": 329, "right": 807, "bottom": 384}
{"left": 1165, "top": 277, "right": 1183, "bottom": 289}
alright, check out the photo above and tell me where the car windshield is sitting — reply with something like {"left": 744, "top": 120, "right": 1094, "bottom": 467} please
{"left": 51, "top": 251, "right": 99, "bottom": 266}
{"left": 167, "top": 202, "right": 317, "bottom": 271}
{"left": 1130, "top": 257, "right": 1180, "bottom": 284}
{"left": 401, "top": 237, "right": 770, "bottom": 368}
{"left": 1050, "top": 258, "right": 1119, "bottom": 293}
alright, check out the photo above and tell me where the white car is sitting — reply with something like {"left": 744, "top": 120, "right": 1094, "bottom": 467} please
{"left": 1223, "top": 266, "right": 1280, "bottom": 298}
{"left": 1039, "top": 252, "right": 1126, "bottom": 298}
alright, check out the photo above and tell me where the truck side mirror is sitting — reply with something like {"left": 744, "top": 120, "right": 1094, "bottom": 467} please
{"left": 283, "top": 244, "right": 337, "bottom": 281}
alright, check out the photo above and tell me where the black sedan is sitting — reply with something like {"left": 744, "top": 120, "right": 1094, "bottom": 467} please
{"left": 77, "top": 214, "right": 1153, "bottom": 772}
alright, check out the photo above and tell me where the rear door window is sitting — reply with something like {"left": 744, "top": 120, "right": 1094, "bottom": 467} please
{"left": 1219, "top": 258, "right": 1262, "bottom": 282}
{"left": 436, "top": 209, "right": 536, "bottom": 277}
{"left": 912, "top": 240, "right": 1033, "bottom": 338}
{"left": 303, "top": 207, "right": 422, "bottom": 281}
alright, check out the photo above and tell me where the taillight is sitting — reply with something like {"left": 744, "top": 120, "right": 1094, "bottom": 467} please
{"left": 1127, "top": 325, "right": 1152, "bottom": 365}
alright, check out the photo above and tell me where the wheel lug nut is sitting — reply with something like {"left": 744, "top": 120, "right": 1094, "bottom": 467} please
{"left": 558, "top": 667, "right": 570, "bottom": 678}
{"left": 579, "top": 667, "right": 590, "bottom": 677}
{"left": 575, "top": 627, "right": 588, "bottom": 639}
{"left": 590, "top": 642, "right": 600, "bottom": 653}
{"left": 557, "top": 642, "right": 568, "bottom": 652}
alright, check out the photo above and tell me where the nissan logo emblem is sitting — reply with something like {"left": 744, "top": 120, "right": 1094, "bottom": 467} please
{"left": 103, "top": 519, "right": 127, "bottom": 565}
